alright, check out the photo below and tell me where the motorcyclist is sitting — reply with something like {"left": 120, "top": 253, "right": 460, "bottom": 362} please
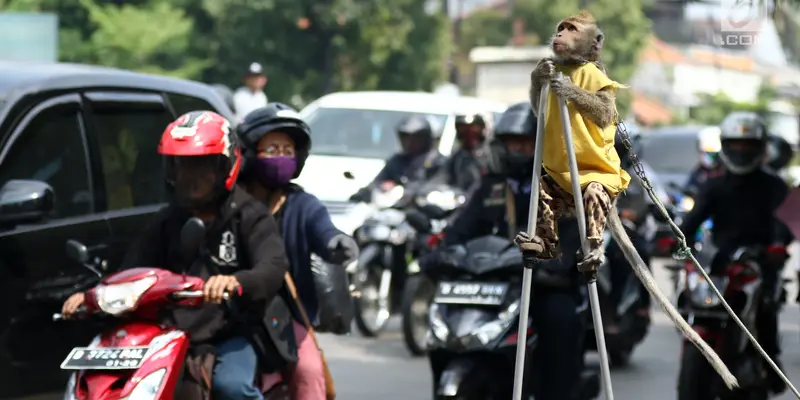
{"left": 427, "top": 113, "right": 490, "bottom": 192}
{"left": 237, "top": 103, "right": 359, "bottom": 399}
{"left": 684, "top": 132, "right": 724, "bottom": 196}
{"left": 61, "top": 111, "right": 290, "bottom": 400}
{"left": 432, "top": 101, "right": 586, "bottom": 400}
{"left": 349, "top": 115, "right": 447, "bottom": 202}
{"left": 679, "top": 112, "right": 791, "bottom": 395}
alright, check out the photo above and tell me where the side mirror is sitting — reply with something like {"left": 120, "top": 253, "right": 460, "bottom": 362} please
{"left": 0, "top": 180, "right": 54, "bottom": 226}
{"left": 180, "top": 217, "right": 206, "bottom": 258}
{"left": 406, "top": 210, "right": 432, "bottom": 234}
{"left": 65, "top": 240, "right": 90, "bottom": 264}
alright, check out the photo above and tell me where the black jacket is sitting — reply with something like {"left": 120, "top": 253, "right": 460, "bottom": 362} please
{"left": 680, "top": 168, "right": 792, "bottom": 253}
{"left": 121, "top": 186, "right": 289, "bottom": 344}
{"left": 370, "top": 149, "right": 446, "bottom": 186}
{"left": 427, "top": 148, "right": 487, "bottom": 192}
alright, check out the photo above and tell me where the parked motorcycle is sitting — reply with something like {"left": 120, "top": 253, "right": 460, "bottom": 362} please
{"left": 676, "top": 246, "right": 778, "bottom": 400}
{"left": 350, "top": 185, "right": 417, "bottom": 337}
{"left": 55, "top": 218, "right": 288, "bottom": 400}
{"left": 587, "top": 227, "right": 650, "bottom": 367}
{"left": 425, "top": 235, "right": 599, "bottom": 400}
{"left": 400, "top": 184, "right": 466, "bottom": 356}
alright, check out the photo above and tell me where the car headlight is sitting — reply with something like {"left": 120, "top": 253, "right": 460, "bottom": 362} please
{"left": 95, "top": 276, "right": 157, "bottom": 315}
{"left": 124, "top": 368, "right": 167, "bottom": 400}
{"left": 428, "top": 303, "right": 449, "bottom": 342}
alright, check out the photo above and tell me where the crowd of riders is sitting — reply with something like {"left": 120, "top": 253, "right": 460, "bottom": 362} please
{"left": 60, "top": 60, "right": 797, "bottom": 398}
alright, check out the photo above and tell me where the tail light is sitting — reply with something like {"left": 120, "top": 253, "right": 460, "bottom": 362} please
{"left": 656, "top": 237, "right": 676, "bottom": 254}
{"left": 427, "top": 232, "right": 444, "bottom": 249}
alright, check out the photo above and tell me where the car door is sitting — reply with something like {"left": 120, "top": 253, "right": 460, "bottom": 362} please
{"left": 81, "top": 91, "right": 175, "bottom": 268}
{"left": 0, "top": 94, "right": 111, "bottom": 397}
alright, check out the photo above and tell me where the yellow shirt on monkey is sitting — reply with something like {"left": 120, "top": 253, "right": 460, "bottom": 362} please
{"left": 542, "top": 62, "right": 630, "bottom": 197}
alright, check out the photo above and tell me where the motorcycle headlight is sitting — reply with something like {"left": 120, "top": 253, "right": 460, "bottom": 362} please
{"left": 471, "top": 299, "right": 520, "bottom": 345}
{"left": 428, "top": 303, "right": 449, "bottom": 342}
{"left": 416, "top": 190, "right": 464, "bottom": 211}
{"left": 124, "top": 368, "right": 166, "bottom": 400}
{"left": 95, "top": 276, "right": 157, "bottom": 315}
{"left": 689, "top": 274, "right": 727, "bottom": 308}
{"left": 679, "top": 196, "right": 695, "bottom": 212}
{"left": 374, "top": 186, "right": 405, "bottom": 208}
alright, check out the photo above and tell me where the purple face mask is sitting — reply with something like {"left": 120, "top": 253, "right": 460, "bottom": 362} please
{"left": 254, "top": 156, "right": 297, "bottom": 188}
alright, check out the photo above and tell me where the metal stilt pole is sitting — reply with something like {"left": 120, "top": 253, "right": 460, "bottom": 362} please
{"left": 555, "top": 73, "right": 614, "bottom": 400}
{"left": 511, "top": 82, "right": 549, "bottom": 400}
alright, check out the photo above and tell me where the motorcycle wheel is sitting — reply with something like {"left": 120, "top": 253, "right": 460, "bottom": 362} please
{"left": 352, "top": 263, "right": 391, "bottom": 337}
{"left": 677, "top": 344, "right": 715, "bottom": 400}
{"left": 401, "top": 274, "right": 436, "bottom": 356}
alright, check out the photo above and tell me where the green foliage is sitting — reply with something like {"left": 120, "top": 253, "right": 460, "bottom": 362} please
{"left": 1, "top": 0, "right": 451, "bottom": 103}
{"left": 687, "top": 85, "right": 778, "bottom": 125}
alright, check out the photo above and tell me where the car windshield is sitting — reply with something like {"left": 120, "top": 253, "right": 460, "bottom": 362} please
{"left": 304, "top": 107, "right": 448, "bottom": 159}
{"left": 639, "top": 130, "right": 700, "bottom": 175}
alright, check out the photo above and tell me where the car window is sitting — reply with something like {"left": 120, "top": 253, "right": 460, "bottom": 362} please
{"left": 639, "top": 133, "right": 699, "bottom": 175}
{"left": 170, "top": 93, "right": 217, "bottom": 117}
{"left": 304, "top": 107, "right": 448, "bottom": 159}
{"left": 0, "top": 104, "right": 92, "bottom": 218}
{"left": 90, "top": 107, "right": 173, "bottom": 210}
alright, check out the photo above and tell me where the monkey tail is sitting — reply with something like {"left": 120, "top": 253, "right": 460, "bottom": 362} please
{"left": 606, "top": 211, "right": 739, "bottom": 389}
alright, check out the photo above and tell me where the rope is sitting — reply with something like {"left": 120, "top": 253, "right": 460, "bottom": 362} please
{"left": 615, "top": 118, "right": 800, "bottom": 398}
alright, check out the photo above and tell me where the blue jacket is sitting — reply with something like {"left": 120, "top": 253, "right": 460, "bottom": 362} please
{"left": 278, "top": 186, "right": 342, "bottom": 323}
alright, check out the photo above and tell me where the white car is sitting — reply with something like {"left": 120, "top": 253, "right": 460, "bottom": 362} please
{"left": 295, "top": 91, "right": 508, "bottom": 234}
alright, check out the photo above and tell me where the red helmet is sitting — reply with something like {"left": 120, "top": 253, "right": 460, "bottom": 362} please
{"left": 158, "top": 111, "right": 241, "bottom": 207}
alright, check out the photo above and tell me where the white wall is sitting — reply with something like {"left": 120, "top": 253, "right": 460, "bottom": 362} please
{"left": 672, "top": 63, "right": 763, "bottom": 104}
{"left": 474, "top": 62, "right": 537, "bottom": 104}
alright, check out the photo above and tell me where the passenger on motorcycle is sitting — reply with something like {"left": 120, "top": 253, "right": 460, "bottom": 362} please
{"left": 427, "top": 113, "right": 491, "bottom": 192}
{"left": 684, "top": 131, "right": 724, "bottom": 196}
{"left": 61, "top": 111, "right": 290, "bottom": 400}
{"left": 349, "top": 115, "right": 447, "bottom": 202}
{"left": 431, "top": 101, "right": 587, "bottom": 400}
{"left": 679, "top": 112, "right": 792, "bottom": 395}
{"left": 237, "top": 103, "right": 359, "bottom": 399}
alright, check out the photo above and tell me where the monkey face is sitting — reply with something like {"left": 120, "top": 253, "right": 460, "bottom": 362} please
{"left": 551, "top": 20, "right": 604, "bottom": 63}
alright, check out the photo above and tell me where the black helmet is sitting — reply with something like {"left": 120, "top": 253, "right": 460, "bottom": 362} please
{"left": 718, "top": 112, "right": 768, "bottom": 175}
{"left": 455, "top": 113, "right": 488, "bottom": 146}
{"left": 237, "top": 103, "right": 311, "bottom": 179}
{"left": 766, "top": 134, "right": 793, "bottom": 171}
{"left": 494, "top": 102, "right": 536, "bottom": 137}
{"left": 455, "top": 113, "right": 486, "bottom": 127}
{"left": 396, "top": 115, "right": 434, "bottom": 155}
{"left": 488, "top": 102, "right": 537, "bottom": 177}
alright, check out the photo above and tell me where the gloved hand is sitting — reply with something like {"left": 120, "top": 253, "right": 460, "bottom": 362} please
{"left": 349, "top": 188, "right": 371, "bottom": 203}
{"left": 327, "top": 234, "right": 359, "bottom": 265}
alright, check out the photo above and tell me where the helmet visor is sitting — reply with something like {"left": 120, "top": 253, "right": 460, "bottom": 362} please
{"left": 398, "top": 132, "right": 429, "bottom": 155}
{"left": 720, "top": 139, "right": 764, "bottom": 172}
{"left": 165, "top": 155, "right": 227, "bottom": 206}
{"left": 456, "top": 123, "right": 484, "bottom": 148}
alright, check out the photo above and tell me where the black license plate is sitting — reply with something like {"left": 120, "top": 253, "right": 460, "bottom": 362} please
{"left": 60, "top": 346, "right": 150, "bottom": 370}
{"left": 434, "top": 281, "right": 509, "bottom": 305}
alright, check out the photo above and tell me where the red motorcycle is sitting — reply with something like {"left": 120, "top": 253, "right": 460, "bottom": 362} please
{"left": 56, "top": 218, "right": 288, "bottom": 400}
{"left": 675, "top": 246, "right": 776, "bottom": 400}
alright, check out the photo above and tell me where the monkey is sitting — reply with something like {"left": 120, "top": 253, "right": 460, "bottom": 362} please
{"left": 518, "top": 10, "right": 626, "bottom": 273}
{"left": 516, "top": 10, "right": 739, "bottom": 388}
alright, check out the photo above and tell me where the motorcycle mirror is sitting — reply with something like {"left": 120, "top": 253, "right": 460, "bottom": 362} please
{"left": 180, "top": 217, "right": 206, "bottom": 258}
{"left": 406, "top": 210, "right": 432, "bottom": 234}
{"left": 65, "top": 240, "right": 90, "bottom": 264}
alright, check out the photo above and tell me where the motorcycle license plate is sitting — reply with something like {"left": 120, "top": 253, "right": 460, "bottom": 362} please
{"left": 60, "top": 346, "right": 150, "bottom": 370}
{"left": 434, "top": 281, "right": 508, "bottom": 305}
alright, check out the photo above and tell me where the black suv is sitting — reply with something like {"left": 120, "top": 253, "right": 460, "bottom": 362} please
{"left": 0, "top": 62, "right": 233, "bottom": 397}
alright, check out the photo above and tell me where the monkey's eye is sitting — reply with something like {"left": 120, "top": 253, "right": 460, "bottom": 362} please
{"left": 568, "top": 25, "right": 578, "bottom": 32}
{"left": 557, "top": 24, "right": 565, "bottom": 32}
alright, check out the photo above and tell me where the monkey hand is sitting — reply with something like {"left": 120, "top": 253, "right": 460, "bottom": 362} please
{"left": 550, "top": 73, "right": 580, "bottom": 100}
{"left": 577, "top": 247, "right": 605, "bottom": 273}
{"left": 530, "top": 58, "right": 555, "bottom": 86}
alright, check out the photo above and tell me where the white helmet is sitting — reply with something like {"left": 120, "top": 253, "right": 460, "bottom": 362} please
{"left": 718, "top": 112, "right": 768, "bottom": 174}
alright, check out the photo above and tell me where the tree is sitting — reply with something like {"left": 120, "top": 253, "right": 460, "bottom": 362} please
{"left": 687, "top": 84, "right": 778, "bottom": 125}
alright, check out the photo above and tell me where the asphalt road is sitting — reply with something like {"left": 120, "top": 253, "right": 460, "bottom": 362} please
{"left": 318, "top": 256, "right": 800, "bottom": 400}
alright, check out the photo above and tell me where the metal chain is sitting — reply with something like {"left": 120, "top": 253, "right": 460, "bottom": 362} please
{"left": 615, "top": 117, "right": 800, "bottom": 398}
